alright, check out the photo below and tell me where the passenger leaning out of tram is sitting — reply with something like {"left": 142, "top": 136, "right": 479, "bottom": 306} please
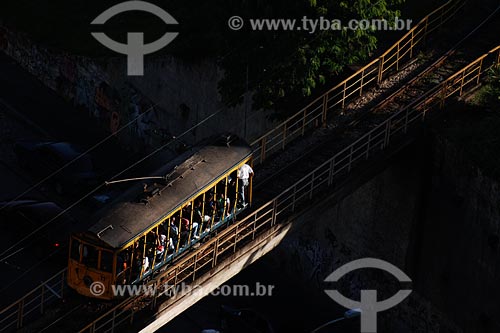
{"left": 237, "top": 163, "right": 253, "bottom": 207}
{"left": 180, "top": 216, "right": 199, "bottom": 245}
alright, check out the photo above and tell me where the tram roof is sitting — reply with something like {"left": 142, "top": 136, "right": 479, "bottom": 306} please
{"left": 88, "top": 135, "right": 252, "bottom": 249}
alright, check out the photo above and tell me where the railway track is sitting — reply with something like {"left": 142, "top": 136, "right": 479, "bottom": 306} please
{"left": 254, "top": 2, "right": 500, "bottom": 203}
{"left": 252, "top": 0, "right": 497, "bottom": 184}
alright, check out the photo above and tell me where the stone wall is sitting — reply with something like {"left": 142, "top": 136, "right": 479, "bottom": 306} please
{"left": 263, "top": 134, "right": 496, "bottom": 332}
{"left": 412, "top": 134, "right": 500, "bottom": 332}
{"left": 0, "top": 25, "right": 276, "bottom": 152}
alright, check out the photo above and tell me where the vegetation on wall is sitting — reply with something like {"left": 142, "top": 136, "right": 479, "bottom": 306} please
{"left": 470, "top": 67, "right": 500, "bottom": 108}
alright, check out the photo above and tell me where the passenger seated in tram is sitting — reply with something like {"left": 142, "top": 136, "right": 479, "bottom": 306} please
{"left": 180, "top": 216, "right": 199, "bottom": 246}
{"left": 156, "top": 229, "right": 167, "bottom": 263}
{"left": 229, "top": 176, "right": 237, "bottom": 209}
{"left": 217, "top": 192, "right": 231, "bottom": 220}
{"left": 116, "top": 254, "right": 125, "bottom": 278}
{"left": 132, "top": 251, "right": 142, "bottom": 280}
{"left": 146, "top": 230, "right": 157, "bottom": 265}
{"left": 117, "top": 250, "right": 130, "bottom": 284}
{"left": 132, "top": 250, "right": 150, "bottom": 280}
{"left": 169, "top": 217, "right": 180, "bottom": 251}
{"left": 205, "top": 194, "right": 217, "bottom": 231}
{"left": 158, "top": 221, "right": 171, "bottom": 253}
{"left": 193, "top": 200, "right": 210, "bottom": 236}
{"left": 142, "top": 254, "right": 149, "bottom": 273}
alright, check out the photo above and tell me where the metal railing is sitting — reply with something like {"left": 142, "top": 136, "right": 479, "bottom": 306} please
{"left": 0, "top": 3, "right": 467, "bottom": 329}
{"left": 2, "top": 2, "right": 487, "bottom": 330}
{"left": 0, "top": 269, "right": 67, "bottom": 332}
{"left": 77, "top": 45, "right": 500, "bottom": 333}
{"left": 1, "top": 11, "right": 492, "bottom": 333}
{"left": 250, "top": 0, "right": 466, "bottom": 165}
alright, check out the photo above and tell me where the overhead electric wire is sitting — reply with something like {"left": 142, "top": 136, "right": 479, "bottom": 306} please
{"left": 0, "top": 0, "right": 414, "bottom": 263}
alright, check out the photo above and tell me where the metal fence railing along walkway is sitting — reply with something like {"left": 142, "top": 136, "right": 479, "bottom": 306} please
{"left": 250, "top": 0, "right": 466, "bottom": 165}
{"left": 0, "top": 0, "right": 471, "bottom": 332}
{"left": 0, "top": 269, "right": 67, "bottom": 332}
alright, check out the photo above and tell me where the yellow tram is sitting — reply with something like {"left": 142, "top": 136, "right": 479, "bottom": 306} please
{"left": 67, "top": 135, "right": 253, "bottom": 299}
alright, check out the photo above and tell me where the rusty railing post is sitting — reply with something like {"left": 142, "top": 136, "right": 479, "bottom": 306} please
{"left": 410, "top": 29, "right": 415, "bottom": 58}
{"left": 17, "top": 300, "right": 24, "bottom": 329}
{"left": 476, "top": 58, "right": 484, "bottom": 85}
{"left": 359, "top": 69, "right": 365, "bottom": 96}
{"left": 440, "top": 84, "right": 448, "bottom": 108}
{"left": 460, "top": 70, "right": 466, "bottom": 96}
{"left": 377, "top": 55, "right": 385, "bottom": 84}
{"left": 212, "top": 239, "right": 219, "bottom": 267}
{"left": 328, "top": 158, "right": 335, "bottom": 186}
{"left": 423, "top": 16, "right": 429, "bottom": 45}
{"left": 322, "top": 94, "right": 328, "bottom": 126}
{"left": 396, "top": 42, "right": 400, "bottom": 71}
{"left": 341, "top": 81, "right": 347, "bottom": 109}
{"left": 233, "top": 225, "right": 238, "bottom": 252}
{"left": 271, "top": 199, "right": 278, "bottom": 226}
{"left": 260, "top": 137, "right": 267, "bottom": 164}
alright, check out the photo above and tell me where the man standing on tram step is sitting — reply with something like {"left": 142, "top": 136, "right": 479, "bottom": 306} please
{"left": 237, "top": 163, "right": 254, "bottom": 206}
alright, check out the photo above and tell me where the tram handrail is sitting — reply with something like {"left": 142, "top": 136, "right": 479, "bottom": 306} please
{"left": 250, "top": 0, "right": 466, "bottom": 165}
{"left": 77, "top": 45, "right": 500, "bottom": 333}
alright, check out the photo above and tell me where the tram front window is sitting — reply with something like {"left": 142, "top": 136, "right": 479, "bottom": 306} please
{"left": 101, "top": 250, "right": 113, "bottom": 273}
{"left": 70, "top": 238, "right": 81, "bottom": 261}
{"left": 81, "top": 244, "right": 98, "bottom": 269}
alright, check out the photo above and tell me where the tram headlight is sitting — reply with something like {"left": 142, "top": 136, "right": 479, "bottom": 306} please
{"left": 83, "top": 275, "right": 93, "bottom": 287}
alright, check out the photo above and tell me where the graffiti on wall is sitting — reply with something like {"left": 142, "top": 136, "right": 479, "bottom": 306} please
{"left": 56, "top": 56, "right": 77, "bottom": 102}
{"left": 1, "top": 24, "right": 171, "bottom": 149}
{"left": 74, "top": 63, "right": 101, "bottom": 117}
{"left": 95, "top": 81, "right": 121, "bottom": 134}
{"left": 128, "top": 88, "right": 171, "bottom": 148}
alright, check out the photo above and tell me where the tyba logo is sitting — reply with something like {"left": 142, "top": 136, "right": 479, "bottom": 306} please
{"left": 324, "top": 258, "right": 412, "bottom": 333}
{"left": 91, "top": 1, "right": 179, "bottom": 76}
